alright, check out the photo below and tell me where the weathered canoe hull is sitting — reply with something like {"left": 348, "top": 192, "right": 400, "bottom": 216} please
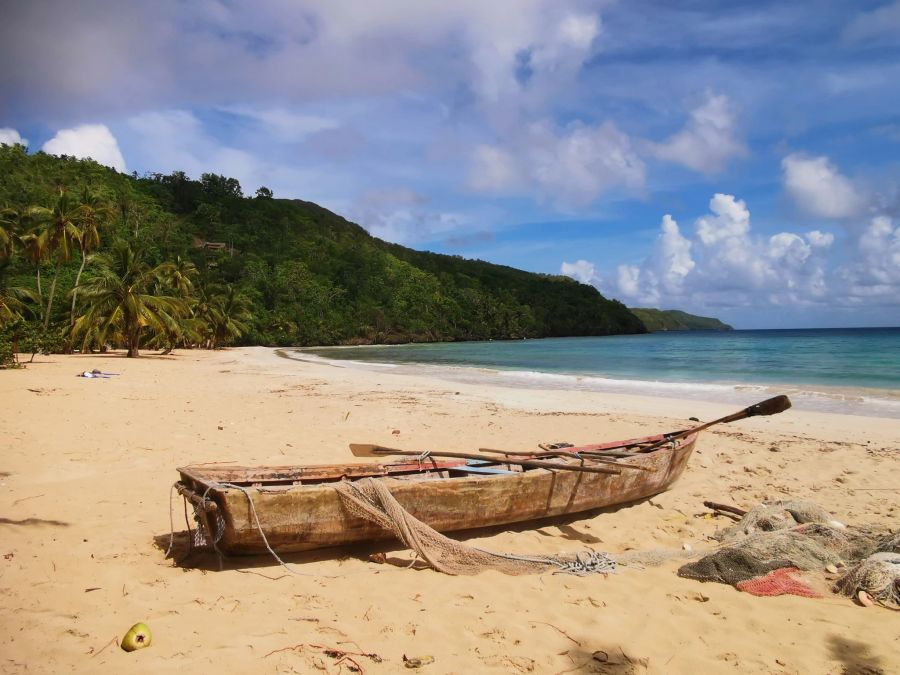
{"left": 176, "top": 432, "right": 697, "bottom": 554}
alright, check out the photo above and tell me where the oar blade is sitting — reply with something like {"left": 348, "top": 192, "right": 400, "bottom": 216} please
{"left": 349, "top": 443, "right": 389, "bottom": 457}
{"left": 746, "top": 395, "right": 792, "bottom": 418}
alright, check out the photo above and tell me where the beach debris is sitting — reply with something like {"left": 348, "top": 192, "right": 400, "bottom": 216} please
{"left": 89, "top": 636, "right": 119, "bottom": 658}
{"left": 702, "top": 500, "right": 746, "bottom": 522}
{"left": 403, "top": 654, "right": 435, "bottom": 668}
{"left": 265, "top": 643, "right": 382, "bottom": 672}
{"left": 120, "top": 622, "right": 152, "bottom": 652}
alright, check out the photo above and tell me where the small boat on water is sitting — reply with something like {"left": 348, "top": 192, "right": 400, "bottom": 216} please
{"left": 173, "top": 396, "right": 790, "bottom": 556}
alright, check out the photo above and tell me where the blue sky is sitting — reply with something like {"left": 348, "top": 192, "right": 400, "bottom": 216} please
{"left": 2, "top": 0, "right": 899, "bottom": 328}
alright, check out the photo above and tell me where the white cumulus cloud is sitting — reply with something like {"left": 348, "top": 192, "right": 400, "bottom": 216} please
{"left": 560, "top": 259, "right": 599, "bottom": 285}
{"left": 570, "top": 194, "right": 837, "bottom": 310}
{"left": 126, "top": 109, "right": 335, "bottom": 201}
{"left": 222, "top": 105, "right": 339, "bottom": 142}
{"left": 651, "top": 214, "right": 695, "bottom": 295}
{"left": 470, "top": 120, "right": 645, "bottom": 208}
{"left": 838, "top": 216, "right": 900, "bottom": 300}
{"left": 695, "top": 193, "right": 750, "bottom": 245}
{"left": 42, "top": 124, "right": 126, "bottom": 171}
{"left": 782, "top": 153, "right": 864, "bottom": 219}
{"left": 349, "top": 187, "right": 467, "bottom": 246}
{"left": 0, "top": 128, "right": 28, "bottom": 146}
{"left": 652, "top": 93, "right": 746, "bottom": 174}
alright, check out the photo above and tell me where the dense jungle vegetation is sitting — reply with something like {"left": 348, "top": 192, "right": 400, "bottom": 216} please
{"left": 0, "top": 145, "right": 646, "bottom": 361}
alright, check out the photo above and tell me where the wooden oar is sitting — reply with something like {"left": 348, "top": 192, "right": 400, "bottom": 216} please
{"left": 637, "top": 395, "right": 792, "bottom": 453}
{"left": 349, "top": 444, "right": 622, "bottom": 475}
{"left": 476, "top": 447, "right": 653, "bottom": 471}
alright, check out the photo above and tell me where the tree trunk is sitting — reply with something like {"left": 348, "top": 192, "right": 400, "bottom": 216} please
{"left": 70, "top": 248, "right": 87, "bottom": 325}
{"left": 43, "top": 263, "right": 60, "bottom": 330}
{"left": 35, "top": 266, "right": 43, "bottom": 322}
{"left": 127, "top": 324, "right": 141, "bottom": 357}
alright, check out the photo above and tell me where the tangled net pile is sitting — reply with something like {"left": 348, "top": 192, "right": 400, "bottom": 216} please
{"left": 834, "top": 552, "right": 900, "bottom": 606}
{"left": 333, "top": 478, "right": 616, "bottom": 576}
{"left": 677, "top": 499, "right": 899, "bottom": 605}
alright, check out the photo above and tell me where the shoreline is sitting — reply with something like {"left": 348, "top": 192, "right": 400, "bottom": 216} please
{"left": 1, "top": 347, "right": 898, "bottom": 674}
{"left": 284, "top": 347, "right": 900, "bottom": 419}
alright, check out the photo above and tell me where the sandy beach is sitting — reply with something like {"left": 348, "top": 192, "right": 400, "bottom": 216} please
{"left": 1, "top": 347, "right": 898, "bottom": 674}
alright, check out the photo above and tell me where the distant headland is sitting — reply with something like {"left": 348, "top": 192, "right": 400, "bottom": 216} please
{"left": 627, "top": 308, "right": 733, "bottom": 332}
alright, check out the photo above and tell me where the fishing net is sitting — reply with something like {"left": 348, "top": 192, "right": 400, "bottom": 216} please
{"left": 680, "top": 525, "right": 849, "bottom": 584}
{"left": 733, "top": 527, "right": 845, "bottom": 570}
{"left": 678, "top": 549, "right": 793, "bottom": 585}
{"left": 678, "top": 497, "right": 896, "bottom": 602}
{"left": 833, "top": 552, "right": 900, "bottom": 607}
{"left": 736, "top": 567, "right": 822, "bottom": 598}
{"left": 332, "top": 478, "right": 617, "bottom": 576}
{"left": 715, "top": 500, "right": 841, "bottom": 541}
{"left": 616, "top": 548, "right": 697, "bottom": 568}
{"left": 877, "top": 530, "right": 900, "bottom": 554}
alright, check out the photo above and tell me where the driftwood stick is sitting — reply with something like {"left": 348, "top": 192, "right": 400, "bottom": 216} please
{"left": 703, "top": 501, "right": 748, "bottom": 517}
{"left": 529, "top": 620, "right": 583, "bottom": 646}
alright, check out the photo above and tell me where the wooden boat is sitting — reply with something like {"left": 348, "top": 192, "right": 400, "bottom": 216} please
{"left": 174, "top": 396, "right": 790, "bottom": 555}
{"left": 175, "top": 431, "right": 697, "bottom": 555}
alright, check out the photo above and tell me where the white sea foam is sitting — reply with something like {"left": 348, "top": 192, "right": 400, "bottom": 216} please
{"left": 283, "top": 347, "right": 900, "bottom": 419}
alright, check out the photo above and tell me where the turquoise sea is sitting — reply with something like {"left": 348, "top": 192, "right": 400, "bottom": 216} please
{"left": 291, "top": 328, "right": 900, "bottom": 419}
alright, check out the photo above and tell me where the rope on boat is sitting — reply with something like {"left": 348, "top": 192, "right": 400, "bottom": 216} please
{"left": 168, "top": 480, "right": 351, "bottom": 578}
{"left": 165, "top": 483, "right": 201, "bottom": 565}
{"left": 169, "top": 478, "right": 618, "bottom": 578}
{"left": 333, "top": 477, "right": 618, "bottom": 576}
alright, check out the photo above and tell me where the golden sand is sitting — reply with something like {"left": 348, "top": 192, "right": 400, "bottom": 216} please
{"left": 1, "top": 347, "right": 898, "bottom": 673}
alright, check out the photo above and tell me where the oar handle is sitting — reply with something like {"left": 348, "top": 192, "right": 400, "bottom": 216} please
{"left": 640, "top": 394, "right": 792, "bottom": 453}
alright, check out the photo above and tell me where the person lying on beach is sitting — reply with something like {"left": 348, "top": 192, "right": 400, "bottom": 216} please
{"left": 77, "top": 369, "right": 120, "bottom": 378}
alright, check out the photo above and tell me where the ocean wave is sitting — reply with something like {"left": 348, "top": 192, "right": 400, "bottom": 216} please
{"left": 284, "top": 346, "right": 900, "bottom": 419}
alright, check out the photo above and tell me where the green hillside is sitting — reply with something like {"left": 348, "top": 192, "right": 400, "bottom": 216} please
{"left": 0, "top": 145, "right": 645, "bottom": 356}
{"left": 628, "top": 308, "right": 733, "bottom": 332}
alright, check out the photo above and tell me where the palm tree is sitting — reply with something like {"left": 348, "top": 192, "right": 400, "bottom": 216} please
{"left": 210, "top": 284, "right": 253, "bottom": 348}
{"left": 27, "top": 189, "right": 83, "bottom": 329}
{"left": 71, "top": 240, "right": 189, "bottom": 357}
{"left": 0, "top": 206, "right": 19, "bottom": 259}
{"left": 0, "top": 207, "right": 38, "bottom": 331}
{"left": 162, "top": 255, "right": 199, "bottom": 297}
{"left": 152, "top": 255, "right": 200, "bottom": 354}
{"left": 193, "top": 282, "right": 253, "bottom": 349}
{"left": 17, "top": 228, "right": 49, "bottom": 322}
{"left": 0, "top": 264, "right": 38, "bottom": 327}
{"left": 69, "top": 188, "right": 113, "bottom": 326}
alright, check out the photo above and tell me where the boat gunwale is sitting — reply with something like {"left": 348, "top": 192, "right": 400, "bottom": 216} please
{"left": 177, "top": 431, "right": 691, "bottom": 491}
